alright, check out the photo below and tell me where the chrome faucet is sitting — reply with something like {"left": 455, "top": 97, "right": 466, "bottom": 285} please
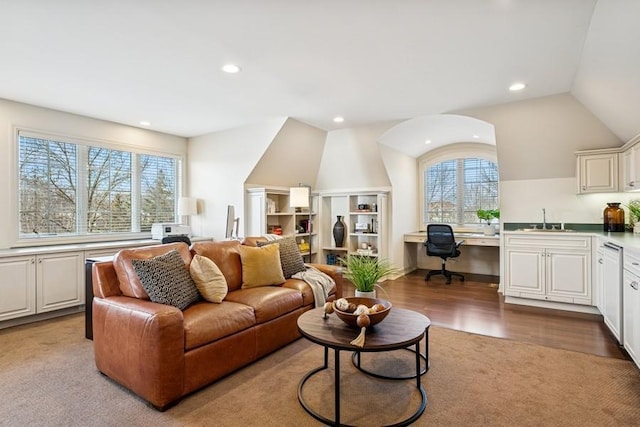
{"left": 542, "top": 208, "right": 547, "bottom": 230}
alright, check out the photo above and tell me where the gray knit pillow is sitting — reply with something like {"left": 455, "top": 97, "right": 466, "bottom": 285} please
{"left": 258, "top": 236, "right": 306, "bottom": 279}
{"left": 132, "top": 249, "right": 200, "bottom": 310}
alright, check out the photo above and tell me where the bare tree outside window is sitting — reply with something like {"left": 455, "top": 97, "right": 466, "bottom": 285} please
{"left": 424, "top": 157, "right": 498, "bottom": 226}
{"left": 18, "top": 133, "right": 180, "bottom": 240}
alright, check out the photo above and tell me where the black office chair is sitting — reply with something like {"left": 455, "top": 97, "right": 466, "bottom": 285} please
{"left": 424, "top": 224, "right": 464, "bottom": 284}
{"left": 161, "top": 235, "right": 192, "bottom": 246}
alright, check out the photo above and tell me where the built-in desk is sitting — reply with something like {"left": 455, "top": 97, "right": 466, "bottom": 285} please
{"left": 404, "top": 231, "right": 500, "bottom": 278}
{"left": 403, "top": 232, "right": 499, "bottom": 247}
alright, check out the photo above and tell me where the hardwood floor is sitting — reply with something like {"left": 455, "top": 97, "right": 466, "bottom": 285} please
{"left": 342, "top": 269, "right": 627, "bottom": 360}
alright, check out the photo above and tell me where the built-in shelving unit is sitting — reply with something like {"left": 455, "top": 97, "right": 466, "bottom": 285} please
{"left": 245, "top": 187, "right": 318, "bottom": 262}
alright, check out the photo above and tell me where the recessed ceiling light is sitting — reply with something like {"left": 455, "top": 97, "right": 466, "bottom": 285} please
{"left": 473, "top": 134, "right": 479, "bottom": 139}
{"left": 221, "top": 64, "right": 241, "bottom": 73}
{"left": 333, "top": 116, "right": 344, "bottom": 123}
{"left": 509, "top": 82, "right": 526, "bottom": 91}
{"left": 139, "top": 121, "right": 151, "bottom": 126}
{"left": 425, "top": 139, "right": 432, "bottom": 145}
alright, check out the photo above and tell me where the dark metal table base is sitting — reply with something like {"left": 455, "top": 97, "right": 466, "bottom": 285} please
{"left": 298, "top": 332, "right": 429, "bottom": 427}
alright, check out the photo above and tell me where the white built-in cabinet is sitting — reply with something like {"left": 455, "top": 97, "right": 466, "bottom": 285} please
{"left": 504, "top": 233, "right": 592, "bottom": 305}
{"left": 575, "top": 150, "right": 619, "bottom": 193}
{"left": 620, "top": 143, "right": 640, "bottom": 192}
{"left": 0, "top": 251, "right": 84, "bottom": 322}
{"left": 623, "top": 248, "right": 640, "bottom": 367}
{"left": 245, "top": 187, "right": 318, "bottom": 262}
{"left": 318, "top": 191, "right": 388, "bottom": 265}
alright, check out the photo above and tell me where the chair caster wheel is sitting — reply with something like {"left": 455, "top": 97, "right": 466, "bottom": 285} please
{"left": 460, "top": 277, "right": 465, "bottom": 282}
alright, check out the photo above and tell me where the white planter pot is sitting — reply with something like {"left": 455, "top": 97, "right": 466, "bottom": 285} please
{"left": 483, "top": 224, "right": 496, "bottom": 236}
{"left": 355, "top": 290, "right": 376, "bottom": 299}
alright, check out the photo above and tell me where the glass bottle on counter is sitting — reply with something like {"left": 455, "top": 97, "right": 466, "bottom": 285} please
{"left": 603, "top": 202, "right": 625, "bottom": 232}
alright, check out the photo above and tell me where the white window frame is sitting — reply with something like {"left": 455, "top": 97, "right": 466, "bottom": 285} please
{"left": 12, "top": 127, "right": 186, "bottom": 247}
{"left": 418, "top": 143, "right": 498, "bottom": 231}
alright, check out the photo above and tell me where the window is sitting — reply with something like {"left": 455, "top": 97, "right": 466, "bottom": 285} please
{"left": 18, "top": 130, "right": 181, "bottom": 242}
{"left": 420, "top": 145, "right": 498, "bottom": 227}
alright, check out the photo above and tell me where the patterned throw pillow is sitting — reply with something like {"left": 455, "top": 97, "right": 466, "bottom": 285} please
{"left": 190, "top": 254, "right": 228, "bottom": 303}
{"left": 132, "top": 249, "right": 200, "bottom": 310}
{"left": 258, "top": 236, "right": 306, "bottom": 279}
{"left": 238, "top": 243, "right": 286, "bottom": 288}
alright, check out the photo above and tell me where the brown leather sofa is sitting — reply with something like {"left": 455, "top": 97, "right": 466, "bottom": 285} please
{"left": 91, "top": 239, "right": 343, "bottom": 410}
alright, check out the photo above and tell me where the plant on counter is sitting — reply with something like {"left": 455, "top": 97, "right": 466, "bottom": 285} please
{"left": 339, "top": 254, "right": 400, "bottom": 293}
{"left": 627, "top": 200, "right": 640, "bottom": 227}
{"left": 477, "top": 209, "right": 500, "bottom": 224}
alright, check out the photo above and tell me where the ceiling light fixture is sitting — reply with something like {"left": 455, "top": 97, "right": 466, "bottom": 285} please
{"left": 509, "top": 82, "right": 526, "bottom": 91}
{"left": 333, "top": 116, "right": 344, "bottom": 123}
{"left": 139, "top": 121, "right": 151, "bottom": 126}
{"left": 221, "top": 64, "right": 241, "bottom": 74}
{"left": 425, "top": 139, "right": 432, "bottom": 144}
{"left": 473, "top": 134, "right": 479, "bottom": 139}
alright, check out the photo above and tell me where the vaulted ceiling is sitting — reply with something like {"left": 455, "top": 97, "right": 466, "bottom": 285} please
{"left": 1, "top": 1, "right": 638, "bottom": 155}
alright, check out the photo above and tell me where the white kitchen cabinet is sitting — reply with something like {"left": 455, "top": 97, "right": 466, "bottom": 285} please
{"left": 623, "top": 248, "right": 640, "bottom": 367}
{"left": 36, "top": 251, "right": 84, "bottom": 313}
{"left": 576, "top": 151, "right": 619, "bottom": 193}
{"left": 620, "top": 143, "right": 640, "bottom": 192}
{"left": 504, "top": 234, "right": 592, "bottom": 305}
{"left": 594, "top": 239, "right": 605, "bottom": 312}
{"left": 0, "top": 255, "right": 36, "bottom": 321}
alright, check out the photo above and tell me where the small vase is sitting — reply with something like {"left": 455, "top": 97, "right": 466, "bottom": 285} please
{"left": 333, "top": 215, "right": 346, "bottom": 247}
{"left": 355, "top": 290, "right": 376, "bottom": 299}
{"left": 483, "top": 224, "right": 496, "bottom": 236}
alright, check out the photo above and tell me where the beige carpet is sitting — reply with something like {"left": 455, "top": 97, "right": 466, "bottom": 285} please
{"left": 1, "top": 313, "right": 639, "bottom": 427}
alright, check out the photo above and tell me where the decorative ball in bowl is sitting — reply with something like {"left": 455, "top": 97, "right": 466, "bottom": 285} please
{"left": 333, "top": 297, "right": 392, "bottom": 327}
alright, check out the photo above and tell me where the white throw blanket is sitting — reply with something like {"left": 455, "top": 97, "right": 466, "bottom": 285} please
{"left": 292, "top": 265, "right": 335, "bottom": 308}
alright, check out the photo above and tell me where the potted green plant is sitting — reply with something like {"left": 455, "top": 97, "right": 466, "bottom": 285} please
{"left": 477, "top": 208, "right": 500, "bottom": 236}
{"left": 627, "top": 200, "right": 640, "bottom": 233}
{"left": 339, "top": 254, "right": 399, "bottom": 298}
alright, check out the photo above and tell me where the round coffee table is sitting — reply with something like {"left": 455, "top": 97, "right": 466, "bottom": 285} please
{"left": 297, "top": 306, "right": 431, "bottom": 427}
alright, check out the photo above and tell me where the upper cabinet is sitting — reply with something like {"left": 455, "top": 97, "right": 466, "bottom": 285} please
{"left": 575, "top": 150, "right": 619, "bottom": 193}
{"left": 621, "top": 144, "right": 640, "bottom": 192}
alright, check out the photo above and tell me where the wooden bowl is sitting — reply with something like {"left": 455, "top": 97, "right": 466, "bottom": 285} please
{"left": 333, "top": 297, "right": 392, "bottom": 328}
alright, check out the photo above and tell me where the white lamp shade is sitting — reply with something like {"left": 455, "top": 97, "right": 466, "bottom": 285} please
{"left": 177, "top": 197, "right": 198, "bottom": 216}
{"left": 289, "top": 187, "right": 310, "bottom": 208}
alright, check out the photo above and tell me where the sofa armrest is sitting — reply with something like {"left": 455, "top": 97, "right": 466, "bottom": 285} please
{"left": 309, "top": 263, "right": 344, "bottom": 299}
{"left": 92, "top": 295, "right": 185, "bottom": 409}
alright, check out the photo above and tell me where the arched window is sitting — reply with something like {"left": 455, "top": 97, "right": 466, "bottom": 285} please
{"left": 419, "top": 143, "right": 498, "bottom": 228}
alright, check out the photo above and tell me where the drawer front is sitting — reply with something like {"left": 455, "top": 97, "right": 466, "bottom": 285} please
{"left": 624, "top": 248, "right": 640, "bottom": 277}
{"left": 504, "top": 233, "right": 591, "bottom": 250}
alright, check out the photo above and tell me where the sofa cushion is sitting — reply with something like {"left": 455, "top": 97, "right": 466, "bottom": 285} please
{"left": 224, "top": 287, "right": 303, "bottom": 324}
{"left": 191, "top": 240, "right": 243, "bottom": 292}
{"left": 182, "top": 301, "right": 256, "bottom": 350}
{"left": 257, "top": 236, "right": 306, "bottom": 279}
{"left": 190, "top": 254, "right": 228, "bottom": 303}
{"left": 238, "top": 244, "right": 285, "bottom": 288}
{"left": 114, "top": 243, "right": 193, "bottom": 299}
{"left": 132, "top": 249, "right": 200, "bottom": 310}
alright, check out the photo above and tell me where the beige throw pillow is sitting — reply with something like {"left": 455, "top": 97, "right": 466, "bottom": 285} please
{"left": 239, "top": 243, "right": 285, "bottom": 288}
{"left": 190, "top": 254, "right": 228, "bottom": 303}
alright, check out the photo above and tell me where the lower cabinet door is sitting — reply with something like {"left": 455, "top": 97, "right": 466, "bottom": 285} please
{"left": 623, "top": 270, "right": 640, "bottom": 367}
{"left": 0, "top": 256, "right": 36, "bottom": 321}
{"left": 36, "top": 252, "right": 84, "bottom": 313}
{"left": 546, "top": 250, "right": 591, "bottom": 303}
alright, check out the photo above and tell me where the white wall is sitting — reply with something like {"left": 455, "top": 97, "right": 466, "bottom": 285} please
{"left": 187, "top": 118, "right": 287, "bottom": 240}
{"left": 316, "top": 123, "right": 395, "bottom": 192}
{"left": 0, "top": 98, "right": 187, "bottom": 249}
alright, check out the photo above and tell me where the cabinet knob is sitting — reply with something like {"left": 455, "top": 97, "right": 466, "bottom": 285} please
{"left": 631, "top": 281, "right": 639, "bottom": 291}
{"left": 598, "top": 259, "right": 604, "bottom": 264}
{"left": 631, "top": 181, "right": 635, "bottom": 187}
{"left": 582, "top": 186, "right": 586, "bottom": 191}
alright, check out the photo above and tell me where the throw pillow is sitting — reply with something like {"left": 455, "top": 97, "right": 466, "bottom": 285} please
{"left": 190, "top": 254, "right": 228, "bottom": 303}
{"left": 238, "top": 243, "right": 285, "bottom": 288}
{"left": 132, "top": 249, "right": 200, "bottom": 310}
{"left": 257, "top": 236, "right": 306, "bottom": 279}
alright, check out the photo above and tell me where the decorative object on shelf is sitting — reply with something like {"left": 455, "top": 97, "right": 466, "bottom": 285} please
{"left": 339, "top": 254, "right": 398, "bottom": 297}
{"left": 290, "top": 183, "right": 313, "bottom": 260}
{"left": 333, "top": 215, "right": 346, "bottom": 247}
{"left": 627, "top": 200, "right": 640, "bottom": 233}
{"left": 477, "top": 208, "right": 500, "bottom": 236}
{"left": 604, "top": 202, "right": 625, "bottom": 232}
